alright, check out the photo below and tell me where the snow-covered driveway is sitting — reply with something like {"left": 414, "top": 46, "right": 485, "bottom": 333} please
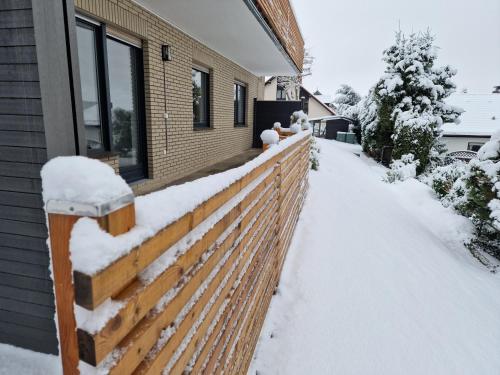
{"left": 249, "top": 138, "right": 500, "bottom": 375}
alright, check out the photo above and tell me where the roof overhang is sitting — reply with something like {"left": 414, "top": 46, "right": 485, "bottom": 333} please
{"left": 133, "top": 0, "right": 298, "bottom": 76}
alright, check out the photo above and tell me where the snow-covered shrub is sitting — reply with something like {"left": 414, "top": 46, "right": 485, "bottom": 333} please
{"left": 290, "top": 110, "right": 308, "bottom": 125}
{"left": 383, "top": 153, "right": 420, "bottom": 183}
{"left": 433, "top": 133, "right": 500, "bottom": 260}
{"left": 310, "top": 137, "right": 320, "bottom": 170}
{"left": 260, "top": 129, "right": 280, "bottom": 145}
{"left": 455, "top": 134, "right": 500, "bottom": 231}
{"left": 420, "top": 159, "right": 467, "bottom": 199}
{"left": 273, "top": 122, "right": 281, "bottom": 130}
{"left": 365, "top": 31, "right": 462, "bottom": 173}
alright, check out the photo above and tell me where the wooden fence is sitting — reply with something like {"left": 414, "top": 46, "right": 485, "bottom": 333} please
{"left": 46, "top": 134, "right": 310, "bottom": 374}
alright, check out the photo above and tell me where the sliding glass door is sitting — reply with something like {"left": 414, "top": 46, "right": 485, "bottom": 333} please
{"left": 106, "top": 37, "right": 146, "bottom": 180}
{"left": 75, "top": 19, "right": 147, "bottom": 182}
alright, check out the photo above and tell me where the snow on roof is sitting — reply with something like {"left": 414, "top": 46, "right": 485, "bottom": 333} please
{"left": 300, "top": 85, "right": 335, "bottom": 115}
{"left": 315, "top": 94, "right": 333, "bottom": 104}
{"left": 442, "top": 93, "right": 500, "bottom": 137}
{"left": 309, "top": 115, "right": 353, "bottom": 122}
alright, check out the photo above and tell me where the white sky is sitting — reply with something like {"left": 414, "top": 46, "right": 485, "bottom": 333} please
{"left": 292, "top": 0, "right": 500, "bottom": 97}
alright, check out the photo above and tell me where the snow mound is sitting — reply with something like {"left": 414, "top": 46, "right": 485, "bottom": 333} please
{"left": 260, "top": 129, "right": 279, "bottom": 145}
{"left": 477, "top": 130, "right": 500, "bottom": 160}
{"left": 41, "top": 156, "right": 132, "bottom": 206}
{"left": 289, "top": 123, "right": 302, "bottom": 134}
{"left": 273, "top": 122, "right": 281, "bottom": 130}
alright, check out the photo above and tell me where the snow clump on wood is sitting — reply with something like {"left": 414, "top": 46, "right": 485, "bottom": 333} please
{"left": 41, "top": 156, "right": 132, "bottom": 206}
{"left": 260, "top": 129, "right": 280, "bottom": 145}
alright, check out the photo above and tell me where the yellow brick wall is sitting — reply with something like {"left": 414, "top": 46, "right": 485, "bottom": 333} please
{"left": 74, "top": 0, "right": 264, "bottom": 194}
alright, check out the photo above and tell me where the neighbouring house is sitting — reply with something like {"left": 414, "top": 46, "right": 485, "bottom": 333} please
{"left": 309, "top": 115, "right": 355, "bottom": 139}
{"left": 442, "top": 93, "right": 500, "bottom": 152}
{"left": 0, "top": 0, "right": 303, "bottom": 355}
{"left": 264, "top": 77, "right": 335, "bottom": 120}
{"left": 311, "top": 89, "right": 334, "bottom": 108}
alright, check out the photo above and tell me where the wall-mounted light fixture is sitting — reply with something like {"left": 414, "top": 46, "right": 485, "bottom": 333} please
{"left": 161, "top": 45, "right": 172, "bottom": 61}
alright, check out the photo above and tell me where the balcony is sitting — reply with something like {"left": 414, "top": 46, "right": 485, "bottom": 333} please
{"left": 133, "top": 0, "right": 304, "bottom": 75}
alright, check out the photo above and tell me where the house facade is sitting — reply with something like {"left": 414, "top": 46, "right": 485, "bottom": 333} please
{"left": 0, "top": 0, "right": 303, "bottom": 354}
{"left": 442, "top": 93, "right": 500, "bottom": 153}
{"left": 263, "top": 76, "right": 335, "bottom": 119}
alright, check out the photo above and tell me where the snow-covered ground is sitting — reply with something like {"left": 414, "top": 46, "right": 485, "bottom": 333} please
{"left": 249, "top": 138, "right": 500, "bottom": 375}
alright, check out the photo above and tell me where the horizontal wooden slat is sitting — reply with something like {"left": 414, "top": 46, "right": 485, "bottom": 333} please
{"left": 0, "top": 81, "right": 40, "bottom": 98}
{"left": 0, "top": 231, "right": 47, "bottom": 252}
{"left": 0, "top": 160, "right": 42, "bottom": 178}
{"left": 181, "top": 245, "right": 275, "bottom": 375}
{"left": 0, "top": 114, "right": 43, "bottom": 131}
{"left": 134, "top": 200, "right": 278, "bottom": 375}
{"left": 0, "top": 190, "right": 43, "bottom": 208}
{"left": 0, "top": 97, "right": 42, "bottom": 115}
{"left": 0, "top": 9, "right": 33, "bottom": 29}
{"left": 0, "top": 282, "right": 53, "bottom": 306}
{"left": 221, "top": 241, "right": 278, "bottom": 375}
{"left": 0, "top": 296, "right": 53, "bottom": 318}
{"left": 0, "top": 329, "right": 57, "bottom": 355}
{"left": 0, "top": 176, "right": 42, "bottom": 194}
{"left": 0, "top": 245, "right": 49, "bottom": 265}
{"left": 0, "top": 0, "right": 32, "bottom": 10}
{"left": 0, "top": 258, "right": 50, "bottom": 279}
{"left": 0, "top": 271, "right": 51, "bottom": 293}
{"left": 72, "top": 144, "right": 302, "bottom": 310}
{"left": 0, "top": 320, "right": 56, "bottom": 342}
{"left": 101, "top": 193, "right": 278, "bottom": 372}
{"left": 0, "top": 27, "right": 35, "bottom": 46}
{"left": 78, "top": 170, "right": 278, "bottom": 366}
{"left": 0, "top": 46, "right": 37, "bottom": 63}
{"left": 0, "top": 129, "right": 45, "bottom": 147}
{"left": 0, "top": 145, "right": 46, "bottom": 162}
{"left": 0, "top": 63, "right": 38, "bottom": 81}
{"left": 0, "top": 308, "right": 55, "bottom": 332}
{"left": 200, "top": 234, "right": 277, "bottom": 375}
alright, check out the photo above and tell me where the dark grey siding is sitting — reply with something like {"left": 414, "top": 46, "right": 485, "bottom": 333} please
{"left": 0, "top": 0, "right": 57, "bottom": 355}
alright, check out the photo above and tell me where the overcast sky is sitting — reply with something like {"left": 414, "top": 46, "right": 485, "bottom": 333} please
{"left": 292, "top": 0, "right": 500, "bottom": 98}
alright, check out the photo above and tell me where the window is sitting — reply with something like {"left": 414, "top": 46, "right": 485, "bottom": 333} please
{"left": 276, "top": 85, "right": 286, "bottom": 100}
{"left": 234, "top": 82, "right": 246, "bottom": 126}
{"left": 192, "top": 68, "right": 210, "bottom": 128}
{"left": 75, "top": 18, "right": 147, "bottom": 182}
{"left": 468, "top": 142, "right": 485, "bottom": 152}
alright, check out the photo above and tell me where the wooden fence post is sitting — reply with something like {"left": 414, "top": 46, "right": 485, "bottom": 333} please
{"left": 46, "top": 194, "right": 135, "bottom": 374}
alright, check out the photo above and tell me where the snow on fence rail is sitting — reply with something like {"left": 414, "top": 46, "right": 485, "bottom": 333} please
{"left": 42, "top": 131, "right": 311, "bottom": 375}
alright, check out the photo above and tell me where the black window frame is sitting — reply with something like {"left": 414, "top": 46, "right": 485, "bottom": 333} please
{"left": 468, "top": 142, "right": 484, "bottom": 152}
{"left": 234, "top": 82, "right": 247, "bottom": 127}
{"left": 76, "top": 17, "right": 148, "bottom": 182}
{"left": 276, "top": 85, "right": 286, "bottom": 101}
{"left": 192, "top": 67, "right": 210, "bottom": 129}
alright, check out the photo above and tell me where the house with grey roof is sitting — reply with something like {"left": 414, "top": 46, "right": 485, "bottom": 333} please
{"left": 442, "top": 93, "right": 500, "bottom": 152}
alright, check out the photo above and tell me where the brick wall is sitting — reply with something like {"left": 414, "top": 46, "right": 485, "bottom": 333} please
{"left": 74, "top": 0, "right": 265, "bottom": 195}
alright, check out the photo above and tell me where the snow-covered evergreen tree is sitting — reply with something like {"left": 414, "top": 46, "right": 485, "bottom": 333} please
{"left": 372, "top": 31, "right": 462, "bottom": 173}
{"left": 332, "top": 84, "right": 361, "bottom": 116}
{"left": 358, "top": 87, "right": 379, "bottom": 153}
